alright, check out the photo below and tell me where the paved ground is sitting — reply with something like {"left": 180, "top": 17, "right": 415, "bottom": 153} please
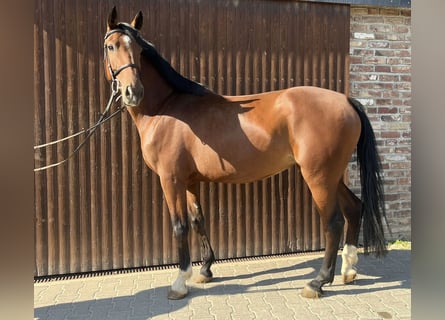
{"left": 34, "top": 248, "right": 410, "bottom": 320}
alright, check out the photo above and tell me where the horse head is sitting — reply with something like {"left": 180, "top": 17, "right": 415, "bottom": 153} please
{"left": 104, "top": 7, "right": 144, "bottom": 107}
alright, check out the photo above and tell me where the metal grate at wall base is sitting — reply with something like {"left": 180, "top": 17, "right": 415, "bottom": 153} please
{"left": 34, "top": 249, "right": 326, "bottom": 283}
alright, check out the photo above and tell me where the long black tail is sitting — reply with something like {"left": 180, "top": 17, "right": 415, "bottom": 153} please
{"left": 348, "top": 97, "right": 388, "bottom": 258}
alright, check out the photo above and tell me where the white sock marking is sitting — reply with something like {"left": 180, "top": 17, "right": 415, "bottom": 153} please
{"left": 341, "top": 244, "right": 358, "bottom": 276}
{"left": 171, "top": 264, "right": 192, "bottom": 294}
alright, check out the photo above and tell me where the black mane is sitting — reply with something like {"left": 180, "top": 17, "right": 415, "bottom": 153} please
{"left": 117, "top": 23, "right": 209, "bottom": 96}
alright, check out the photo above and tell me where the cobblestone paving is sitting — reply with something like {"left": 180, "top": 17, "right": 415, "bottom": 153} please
{"left": 34, "top": 249, "right": 410, "bottom": 320}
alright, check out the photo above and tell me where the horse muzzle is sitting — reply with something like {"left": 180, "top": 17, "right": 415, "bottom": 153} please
{"left": 123, "top": 84, "right": 144, "bottom": 107}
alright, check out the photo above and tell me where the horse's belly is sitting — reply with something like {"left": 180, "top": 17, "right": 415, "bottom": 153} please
{"left": 192, "top": 147, "right": 295, "bottom": 184}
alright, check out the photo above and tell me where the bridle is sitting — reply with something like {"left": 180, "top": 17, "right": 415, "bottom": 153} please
{"left": 33, "top": 27, "right": 142, "bottom": 172}
{"left": 103, "top": 27, "right": 140, "bottom": 85}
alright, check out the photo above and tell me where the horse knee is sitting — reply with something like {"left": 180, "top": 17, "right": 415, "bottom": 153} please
{"left": 172, "top": 219, "right": 189, "bottom": 238}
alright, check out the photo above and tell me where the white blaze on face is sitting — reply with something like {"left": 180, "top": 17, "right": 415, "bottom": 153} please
{"left": 122, "top": 35, "right": 132, "bottom": 48}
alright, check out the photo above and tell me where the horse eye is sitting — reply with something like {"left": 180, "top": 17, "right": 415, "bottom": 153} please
{"left": 107, "top": 45, "right": 115, "bottom": 51}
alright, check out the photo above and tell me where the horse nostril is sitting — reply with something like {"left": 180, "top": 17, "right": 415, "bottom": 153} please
{"left": 125, "top": 86, "right": 133, "bottom": 98}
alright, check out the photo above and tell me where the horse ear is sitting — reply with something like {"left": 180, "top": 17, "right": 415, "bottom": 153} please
{"left": 107, "top": 6, "right": 118, "bottom": 30}
{"left": 131, "top": 11, "right": 143, "bottom": 30}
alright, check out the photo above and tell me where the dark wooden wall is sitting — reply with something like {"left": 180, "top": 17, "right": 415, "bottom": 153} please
{"left": 34, "top": 0, "right": 350, "bottom": 276}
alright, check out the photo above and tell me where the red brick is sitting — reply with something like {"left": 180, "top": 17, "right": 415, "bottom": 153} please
{"left": 396, "top": 50, "right": 411, "bottom": 58}
{"left": 384, "top": 193, "right": 400, "bottom": 201}
{"left": 369, "top": 40, "right": 390, "bottom": 48}
{"left": 379, "top": 74, "right": 399, "bottom": 82}
{"left": 381, "top": 115, "right": 401, "bottom": 122}
{"left": 386, "top": 170, "right": 404, "bottom": 177}
{"left": 395, "top": 25, "right": 409, "bottom": 34}
{"left": 375, "top": 65, "right": 391, "bottom": 72}
{"left": 391, "top": 65, "right": 411, "bottom": 73}
{"left": 379, "top": 8, "right": 401, "bottom": 16}
{"left": 364, "top": 107, "right": 378, "bottom": 114}
{"left": 400, "top": 92, "right": 411, "bottom": 99}
{"left": 353, "top": 49, "right": 375, "bottom": 56}
{"left": 402, "top": 115, "right": 412, "bottom": 122}
{"left": 382, "top": 91, "right": 400, "bottom": 98}
{"left": 378, "top": 107, "right": 398, "bottom": 113}
{"left": 368, "top": 8, "right": 379, "bottom": 15}
{"left": 395, "top": 147, "right": 411, "bottom": 154}
{"left": 401, "top": 9, "right": 411, "bottom": 17}
{"left": 362, "top": 16, "right": 385, "bottom": 24}
{"left": 381, "top": 131, "right": 401, "bottom": 138}
{"left": 390, "top": 162, "right": 411, "bottom": 169}
{"left": 351, "top": 7, "right": 370, "bottom": 15}
{"left": 376, "top": 99, "right": 392, "bottom": 105}
{"left": 390, "top": 99, "right": 403, "bottom": 105}
{"left": 350, "top": 56, "right": 363, "bottom": 64}
{"left": 384, "top": 17, "right": 405, "bottom": 25}
{"left": 375, "top": 49, "right": 395, "bottom": 57}
{"left": 351, "top": 65, "right": 374, "bottom": 72}
{"left": 363, "top": 56, "right": 387, "bottom": 64}
{"left": 395, "top": 82, "right": 411, "bottom": 90}
{"left": 400, "top": 75, "right": 411, "bottom": 82}
{"left": 369, "top": 24, "right": 392, "bottom": 33}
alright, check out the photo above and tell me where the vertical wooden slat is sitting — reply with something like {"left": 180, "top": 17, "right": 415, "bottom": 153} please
{"left": 43, "top": 0, "right": 58, "bottom": 275}
{"left": 227, "top": 184, "right": 235, "bottom": 257}
{"left": 65, "top": 0, "right": 80, "bottom": 273}
{"left": 77, "top": 0, "right": 91, "bottom": 273}
{"left": 236, "top": 184, "right": 245, "bottom": 257}
{"left": 253, "top": 182, "right": 261, "bottom": 256}
{"left": 34, "top": 0, "right": 47, "bottom": 276}
{"left": 111, "top": 86, "right": 122, "bottom": 270}
{"left": 162, "top": 196, "right": 172, "bottom": 265}
{"left": 55, "top": 0, "right": 68, "bottom": 275}
{"left": 131, "top": 128, "right": 143, "bottom": 267}
{"left": 150, "top": 173, "right": 161, "bottom": 266}
{"left": 287, "top": 166, "right": 296, "bottom": 251}
{"left": 87, "top": 0, "right": 100, "bottom": 272}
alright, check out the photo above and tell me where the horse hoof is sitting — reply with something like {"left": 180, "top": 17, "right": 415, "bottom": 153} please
{"left": 343, "top": 273, "right": 357, "bottom": 284}
{"left": 168, "top": 288, "right": 188, "bottom": 300}
{"left": 193, "top": 274, "right": 213, "bottom": 283}
{"left": 301, "top": 285, "right": 323, "bottom": 299}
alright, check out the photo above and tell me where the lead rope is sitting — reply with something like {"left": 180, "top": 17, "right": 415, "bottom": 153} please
{"left": 34, "top": 79, "right": 123, "bottom": 172}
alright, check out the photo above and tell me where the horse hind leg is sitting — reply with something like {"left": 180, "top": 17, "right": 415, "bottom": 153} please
{"left": 300, "top": 179, "right": 345, "bottom": 298}
{"left": 338, "top": 181, "right": 362, "bottom": 284}
{"left": 187, "top": 186, "right": 215, "bottom": 283}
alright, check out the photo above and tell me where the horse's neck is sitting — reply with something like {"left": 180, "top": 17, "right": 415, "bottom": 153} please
{"left": 126, "top": 57, "right": 173, "bottom": 123}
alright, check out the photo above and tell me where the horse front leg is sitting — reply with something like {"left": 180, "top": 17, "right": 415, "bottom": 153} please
{"left": 160, "top": 176, "right": 192, "bottom": 300}
{"left": 187, "top": 185, "right": 215, "bottom": 283}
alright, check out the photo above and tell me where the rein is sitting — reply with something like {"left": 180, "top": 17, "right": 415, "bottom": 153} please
{"left": 33, "top": 26, "right": 143, "bottom": 172}
{"left": 33, "top": 83, "right": 125, "bottom": 172}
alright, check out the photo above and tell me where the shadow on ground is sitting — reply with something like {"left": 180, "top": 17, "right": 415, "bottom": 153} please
{"left": 34, "top": 249, "right": 410, "bottom": 320}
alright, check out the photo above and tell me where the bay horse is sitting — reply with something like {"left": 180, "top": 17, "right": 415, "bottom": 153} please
{"left": 103, "top": 8, "right": 387, "bottom": 299}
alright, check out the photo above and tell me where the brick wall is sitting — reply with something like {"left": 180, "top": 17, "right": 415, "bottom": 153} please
{"left": 348, "top": 6, "right": 411, "bottom": 241}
